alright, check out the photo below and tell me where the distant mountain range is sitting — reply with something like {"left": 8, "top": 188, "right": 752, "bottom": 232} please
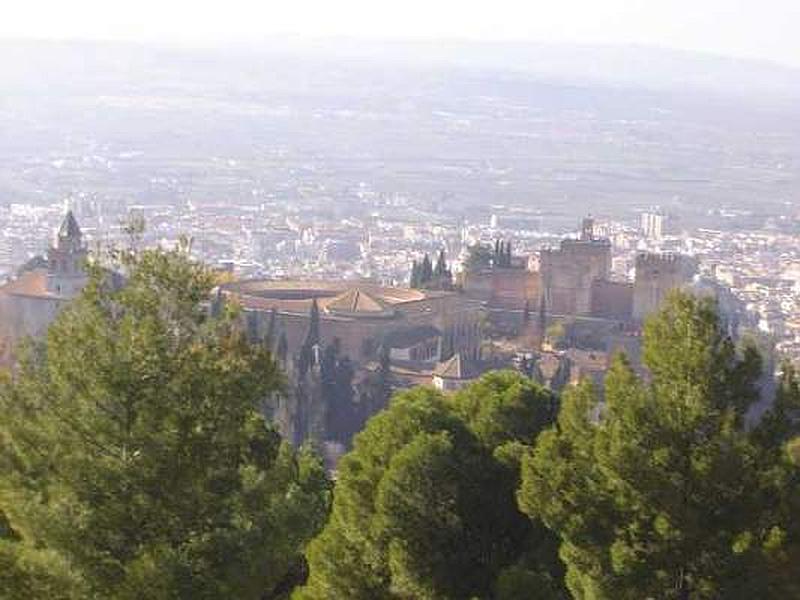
{"left": 261, "top": 37, "right": 800, "bottom": 104}
{"left": 2, "top": 37, "right": 799, "bottom": 104}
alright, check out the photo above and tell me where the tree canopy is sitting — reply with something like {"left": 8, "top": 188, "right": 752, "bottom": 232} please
{"left": 411, "top": 250, "right": 453, "bottom": 290}
{"left": 5, "top": 249, "right": 800, "bottom": 599}
{"left": 297, "top": 371, "right": 565, "bottom": 599}
{"left": 0, "top": 244, "right": 331, "bottom": 599}
{"left": 519, "top": 292, "right": 800, "bottom": 599}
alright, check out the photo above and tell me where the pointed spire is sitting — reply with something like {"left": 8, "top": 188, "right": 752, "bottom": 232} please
{"left": 58, "top": 210, "right": 82, "bottom": 241}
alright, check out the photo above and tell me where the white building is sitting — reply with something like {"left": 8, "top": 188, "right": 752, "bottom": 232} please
{"left": 640, "top": 210, "right": 664, "bottom": 240}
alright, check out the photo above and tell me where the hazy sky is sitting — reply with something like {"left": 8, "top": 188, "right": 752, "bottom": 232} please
{"left": 2, "top": 0, "right": 800, "bottom": 67}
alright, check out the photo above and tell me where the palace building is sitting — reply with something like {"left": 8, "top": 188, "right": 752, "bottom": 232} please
{"left": 219, "top": 279, "right": 484, "bottom": 366}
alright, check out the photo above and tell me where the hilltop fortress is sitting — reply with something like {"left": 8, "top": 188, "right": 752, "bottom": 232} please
{"left": 462, "top": 217, "right": 697, "bottom": 324}
{"left": 0, "top": 212, "right": 702, "bottom": 450}
{"left": 220, "top": 279, "right": 483, "bottom": 367}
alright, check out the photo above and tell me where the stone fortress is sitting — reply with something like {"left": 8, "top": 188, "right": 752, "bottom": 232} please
{"left": 0, "top": 211, "right": 708, "bottom": 451}
{"left": 633, "top": 251, "right": 698, "bottom": 321}
{"left": 220, "top": 279, "right": 483, "bottom": 367}
{"left": 218, "top": 279, "right": 484, "bottom": 450}
{"left": 462, "top": 216, "right": 697, "bottom": 324}
{"left": 540, "top": 217, "right": 616, "bottom": 317}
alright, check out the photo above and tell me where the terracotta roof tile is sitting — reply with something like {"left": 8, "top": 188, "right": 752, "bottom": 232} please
{"left": 0, "top": 269, "right": 56, "bottom": 299}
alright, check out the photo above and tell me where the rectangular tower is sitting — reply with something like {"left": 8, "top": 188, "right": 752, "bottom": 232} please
{"left": 633, "top": 252, "right": 696, "bottom": 321}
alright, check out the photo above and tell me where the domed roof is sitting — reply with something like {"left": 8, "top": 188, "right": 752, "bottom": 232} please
{"left": 324, "top": 288, "right": 395, "bottom": 317}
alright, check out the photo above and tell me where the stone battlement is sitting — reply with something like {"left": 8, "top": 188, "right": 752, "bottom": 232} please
{"left": 635, "top": 251, "right": 684, "bottom": 265}
{"left": 635, "top": 253, "right": 695, "bottom": 278}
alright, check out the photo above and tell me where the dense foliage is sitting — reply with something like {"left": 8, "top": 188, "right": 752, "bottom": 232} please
{"left": 0, "top": 245, "right": 331, "bottom": 599}
{"left": 464, "top": 240, "right": 514, "bottom": 272}
{"left": 4, "top": 253, "right": 800, "bottom": 600}
{"left": 520, "top": 292, "right": 800, "bottom": 599}
{"left": 298, "top": 371, "right": 566, "bottom": 599}
{"left": 410, "top": 250, "right": 453, "bottom": 290}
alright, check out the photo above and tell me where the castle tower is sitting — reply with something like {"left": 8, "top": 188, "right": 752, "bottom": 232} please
{"left": 539, "top": 218, "right": 611, "bottom": 316}
{"left": 46, "top": 210, "right": 88, "bottom": 298}
{"left": 633, "top": 252, "right": 696, "bottom": 321}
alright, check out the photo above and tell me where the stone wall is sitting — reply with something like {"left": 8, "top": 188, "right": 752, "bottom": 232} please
{"left": 541, "top": 239, "right": 611, "bottom": 315}
{"left": 462, "top": 267, "right": 540, "bottom": 309}
{"left": 633, "top": 252, "right": 696, "bottom": 321}
{"left": 591, "top": 279, "right": 634, "bottom": 320}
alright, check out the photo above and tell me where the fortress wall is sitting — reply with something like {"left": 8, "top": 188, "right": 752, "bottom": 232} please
{"left": 633, "top": 253, "right": 696, "bottom": 321}
{"left": 463, "top": 268, "right": 540, "bottom": 309}
{"left": 591, "top": 279, "right": 634, "bottom": 320}
{"left": 237, "top": 284, "right": 484, "bottom": 364}
{"left": 541, "top": 241, "right": 611, "bottom": 316}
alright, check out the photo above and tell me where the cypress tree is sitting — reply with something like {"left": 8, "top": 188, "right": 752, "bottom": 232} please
{"left": 277, "top": 331, "right": 288, "bottom": 364}
{"left": 421, "top": 254, "right": 433, "bottom": 285}
{"left": 538, "top": 294, "right": 547, "bottom": 348}
{"left": 306, "top": 297, "right": 321, "bottom": 349}
{"left": 434, "top": 249, "right": 447, "bottom": 278}
{"left": 264, "top": 307, "right": 278, "bottom": 351}
{"left": 410, "top": 260, "right": 420, "bottom": 288}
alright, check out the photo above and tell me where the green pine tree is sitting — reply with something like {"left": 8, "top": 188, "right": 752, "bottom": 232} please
{"left": 519, "top": 292, "right": 800, "bottom": 599}
{"left": 0, "top": 244, "right": 331, "bottom": 599}
{"left": 297, "top": 371, "right": 565, "bottom": 599}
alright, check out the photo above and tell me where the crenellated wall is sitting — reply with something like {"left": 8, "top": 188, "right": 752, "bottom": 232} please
{"left": 540, "top": 239, "right": 612, "bottom": 316}
{"left": 633, "top": 252, "right": 697, "bottom": 321}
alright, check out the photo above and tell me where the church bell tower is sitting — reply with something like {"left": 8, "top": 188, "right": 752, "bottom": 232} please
{"left": 47, "top": 210, "right": 88, "bottom": 297}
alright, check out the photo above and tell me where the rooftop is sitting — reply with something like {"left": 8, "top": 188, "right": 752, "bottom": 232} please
{"left": 222, "top": 279, "right": 450, "bottom": 318}
{"left": 0, "top": 269, "right": 58, "bottom": 299}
